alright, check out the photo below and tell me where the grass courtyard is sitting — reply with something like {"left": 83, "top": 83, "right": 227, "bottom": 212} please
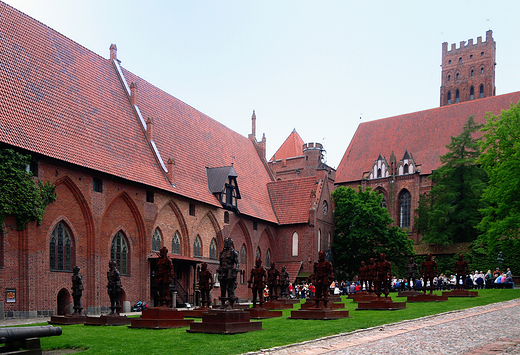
{"left": 7, "top": 289, "right": 520, "bottom": 355}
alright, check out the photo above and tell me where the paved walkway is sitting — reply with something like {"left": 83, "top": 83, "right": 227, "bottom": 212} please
{"left": 249, "top": 298, "right": 520, "bottom": 355}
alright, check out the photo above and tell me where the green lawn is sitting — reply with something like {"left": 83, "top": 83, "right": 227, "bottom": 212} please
{"left": 11, "top": 289, "right": 520, "bottom": 355}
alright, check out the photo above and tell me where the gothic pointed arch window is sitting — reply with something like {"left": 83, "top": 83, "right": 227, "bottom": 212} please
{"left": 447, "top": 91, "right": 451, "bottom": 104}
{"left": 193, "top": 236, "right": 202, "bottom": 257}
{"left": 455, "top": 89, "right": 460, "bottom": 103}
{"left": 152, "top": 228, "right": 161, "bottom": 252}
{"left": 292, "top": 232, "right": 298, "bottom": 256}
{"left": 377, "top": 168, "right": 381, "bottom": 178}
{"left": 256, "top": 247, "right": 261, "bottom": 261}
{"left": 172, "top": 232, "right": 181, "bottom": 254}
{"left": 111, "top": 231, "right": 128, "bottom": 275}
{"left": 266, "top": 249, "right": 271, "bottom": 267}
{"left": 50, "top": 222, "right": 73, "bottom": 271}
{"left": 399, "top": 190, "right": 411, "bottom": 228}
{"left": 470, "top": 86, "right": 475, "bottom": 100}
{"left": 209, "top": 238, "right": 217, "bottom": 260}
{"left": 240, "top": 244, "right": 246, "bottom": 265}
{"left": 404, "top": 163, "right": 409, "bottom": 174}
{"left": 318, "top": 229, "right": 321, "bottom": 252}
{"left": 480, "top": 84, "right": 484, "bottom": 98}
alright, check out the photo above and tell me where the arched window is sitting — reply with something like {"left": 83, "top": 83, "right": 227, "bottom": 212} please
{"left": 455, "top": 89, "right": 460, "bottom": 103}
{"left": 209, "top": 238, "right": 217, "bottom": 259}
{"left": 172, "top": 232, "right": 180, "bottom": 254}
{"left": 240, "top": 244, "right": 246, "bottom": 265}
{"left": 111, "top": 231, "right": 128, "bottom": 274}
{"left": 292, "top": 232, "right": 298, "bottom": 256}
{"left": 447, "top": 91, "right": 451, "bottom": 104}
{"left": 381, "top": 196, "right": 387, "bottom": 208}
{"left": 193, "top": 236, "right": 202, "bottom": 257}
{"left": 456, "top": 73, "right": 459, "bottom": 80}
{"left": 152, "top": 228, "right": 161, "bottom": 252}
{"left": 447, "top": 74, "right": 451, "bottom": 81}
{"left": 377, "top": 168, "right": 381, "bottom": 178}
{"left": 404, "top": 163, "right": 409, "bottom": 174}
{"left": 470, "top": 86, "right": 475, "bottom": 100}
{"left": 481, "top": 67, "right": 484, "bottom": 74}
{"left": 256, "top": 247, "right": 261, "bottom": 261}
{"left": 224, "top": 211, "right": 229, "bottom": 224}
{"left": 266, "top": 249, "right": 271, "bottom": 267}
{"left": 471, "top": 69, "right": 474, "bottom": 77}
{"left": 318, "top": 229, "right": 321, "bottom": 252}
{"left": 399, "top": 190, "right": 411, "bottom": 228}
{"left": 50, "top": 222, "right": 72, "bottom": 271}
{"left": 480, "top": 84, "right": 484, "bottom": 98}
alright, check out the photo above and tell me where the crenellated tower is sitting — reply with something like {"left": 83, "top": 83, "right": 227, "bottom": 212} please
{"left": 440, "top": 30, "right": 496, "bottom": 106}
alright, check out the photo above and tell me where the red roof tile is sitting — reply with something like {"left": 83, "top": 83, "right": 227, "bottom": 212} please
{"left": 276, "top": 261, "right": 303, "bottom": 283}
{"left": 267, "top": 176, "right": 320, "bottom": 224}
{"left": 270, "top": 129, "right": 304, "bottom": 161}
{"left": 0, "top": 2, "right": 277, "bottom": 222}
{"left": 336, "top": 92, "right": 520, "bottom": 184}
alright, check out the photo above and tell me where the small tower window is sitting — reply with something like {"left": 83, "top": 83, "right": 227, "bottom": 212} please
{"left": 448, "top": 60, "right": 452, "bottom": 64}
{"left": 447, "top": 91, "right": 451, "bottom": 105}
{"left": 470, "top": 54, "right": 473, "bottom": 59}
{"left": 458, "top": 57, "right": 462, "bottom": 63}
{"left": 471, "top": 69, "right": 474, "bottom": 77}
{"left": 481, "top": 67, "right": 484, "bottom": 74}
{"left": 404, "top": 164, "right": 409, "bottom": 174}
{"left": 455, "top": 89, "right": 460, "bottom": 103}
{"left": 481, "top": 51, "right": 484, "bottom": 56}
{"left": 447, "top": 74, "right": 451, "bottom": 82}
{"left": 470, "top": 87, "right": 475, "bottom": 100}
{"left": 480, "top": 84, "right": 484, "bottom": 98}
{"left": 456, "top": 73, "right": 459, "bottom": 80}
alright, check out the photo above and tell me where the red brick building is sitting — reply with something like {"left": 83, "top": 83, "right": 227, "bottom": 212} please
{"left": 0, "top": 2, "right": 334, "bottom": 318}
{"left": 335, "top": 30, "right": 520, "bottom": 243}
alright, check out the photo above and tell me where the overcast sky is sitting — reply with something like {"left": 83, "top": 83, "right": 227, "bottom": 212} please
{"left": 4, "top": 1, "right": 520, "bottom": 168}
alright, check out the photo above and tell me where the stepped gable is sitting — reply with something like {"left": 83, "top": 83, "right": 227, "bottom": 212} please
{"left": 336, "top": 92, "right": 520, "bottom": 184}
{"left": 0, "top": 1, "right": 276, "bottom": 222}
{"left": 270, "top": 129, "right": 304, "bottom": 161}
{"left": 267, "top": 176, "right": 319, "bottom": 224}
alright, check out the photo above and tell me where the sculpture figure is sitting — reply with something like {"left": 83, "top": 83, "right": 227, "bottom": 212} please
{"left": 71, "top": 266, "right": 84, "bottom": 315}
{"left": 280, "top": 265, "right": 290, "bottom": 298}
{"left": 248, "top": 258, "right": 266, "bottom": 308}
{"left": 455, "top": 254, "right": 470, "bottom": 290}
{"left": 217, "top": 237, "right": 239, "bottom": 309}
{"left": 107, "top": 260, "right": 123, "bottom": 315}
{"left": 358, "top": 261, "right": 368, "bottom": 292}
{"left": 311, "top": 251, "right": 333, "bottom": 308}
{"left": 367, "top": 258, "right": 377, "bottom": 293}
{"left": 198, "top": 262, "right": 213, "bottom": 308}
{"left": 156, "top": 246, "right": 174, "bottom": 307}
{"left": 267, "top": 262, "right": 281, "bottom": 301}
{"left": 374, "top": 253, "right": 392, "bottom": 299}
{"left": 421, "top": 253, "right": 438, "bottom": 294}
{"left": 406, "top": 257, "right": 419, "bottom": 290}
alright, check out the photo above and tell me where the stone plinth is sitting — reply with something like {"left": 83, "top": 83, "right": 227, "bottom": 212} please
{"left": 278, "top": 298, "right": 301, "bottom": 304}
{"left": 348, "top": 291, "right": 370, "bottom": 299}
{"left": 187, "top": 309, "right": 262, "bottom": 334}
{"left": 129, "top": 307, "right": 192, "bottom": 329}
{"left": 397, "top": 290, "right": 421, "bottom": 297}
{"left": 182, "top": 308, "right": 210, "bottom": 318}
{"left": 443, "top": 289, "right": 479, "bottom": 297}
{"left": 356, "top": 298, "right": 406, "bottom": 310}
{"left": 85, "top": 315, "right": 131, "bottom": 326}
{"left": 49, "top": 315, "right": 86, "bottom": 325}
{"left": 263, "top": 300, "right": 294, "bottom": 310}
{"left": 300, "top": 301, "right": 344, "bottom": 310}
{"left": 289, "top": 308, "right": 349, "bottom": 320}
{"left": 406, "top": 293, "right": 448, "bottom": 302}
{"left": 348, "top": 293, "right": 378, "bottom": 303}
{"left": 245, "top": 307, "right": 283, "bottom": 319}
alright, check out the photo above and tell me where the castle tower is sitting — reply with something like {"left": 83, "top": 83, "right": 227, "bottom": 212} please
{"left": 440, "top": 30, "right": 495, "bottom": 106}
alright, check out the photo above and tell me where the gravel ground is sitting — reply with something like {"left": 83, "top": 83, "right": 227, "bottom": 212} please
{"left": 248, "top": 298, "right": 520, "bottom": 355}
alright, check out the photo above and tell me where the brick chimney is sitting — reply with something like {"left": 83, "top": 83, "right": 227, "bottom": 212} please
{"left": 146, "top": 118, "right": 153, "bottom": 141}
{"left": 258, "top": 133, "right": 266, "bottom": 158}
{"left": 109, "top": 44, "right": 117, "bottom": 61}
{"left": 167, "top": 158, "right": 175, "bottom": 184}
{"left": 130, "top": 82, "right": 137, "bottom": 106}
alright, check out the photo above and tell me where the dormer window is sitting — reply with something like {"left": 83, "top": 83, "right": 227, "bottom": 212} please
{"left": 206, "top": 166, "right": 241, "bottom": 212}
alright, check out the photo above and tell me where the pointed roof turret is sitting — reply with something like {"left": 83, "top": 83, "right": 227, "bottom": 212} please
{"left": 270, "top": 130, "right": 304, "bottom": 161}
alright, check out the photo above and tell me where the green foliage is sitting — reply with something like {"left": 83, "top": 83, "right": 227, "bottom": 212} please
{"left": 419, "top": 116, "right": 488, "bottom": 245}
{"left": 33, "top": 291, "right": 520, "bottom": 354}
{"left": 478, "top": 101, "right": 520, "bottom": 245}
{"left": 331, "top": 185, "right": 414, "bottom": 280}
{"left": 0, "top": 148, "right": 56, "bottom": 230}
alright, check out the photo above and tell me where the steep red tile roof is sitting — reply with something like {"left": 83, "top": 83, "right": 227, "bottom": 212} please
{"left": 336, "top": 92, "right": 520, "bottom": 184}
{"left": 270, "top": 129, "right": 304, "bottom": 161}
{"left": 267, "top": 176, "right": 319, "bottom": 224}
{"left": 0, "top": 1, "right": 277, "bottom": 222}
{"left": 277, "top": 261, "right": 303, "bottom": 283}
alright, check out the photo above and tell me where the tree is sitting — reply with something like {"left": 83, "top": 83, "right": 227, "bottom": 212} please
{"left": 477, "top": 101, "right": 520, "bottom": 252}
{"left": 332, "top": 185, "right": 414, "bottom": 280}
{"left": 0, "top": 149, "right": 56, "bottom": 230}
{"left": 418, "top": 116, "right": 488, "bottom": 245}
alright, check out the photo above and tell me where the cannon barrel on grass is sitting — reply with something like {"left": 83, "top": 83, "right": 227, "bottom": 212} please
{"left": 0, "top": 325, "right": 62, "bottom": 354}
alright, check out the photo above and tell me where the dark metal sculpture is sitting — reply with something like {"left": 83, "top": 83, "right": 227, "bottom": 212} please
{"left": 156, "top": 246, "right": 174, "bottom": 307}
{"left": 405, "top": 257, "right": 419, "bottom": 290}
{"left": 374, "top": 253, "right": 392, "bottom": 299}
{"left": 421, "top": 253, "right": 438, "bottom": 294}
{"left": 107, "top": 260, "right": 123, "bottom": 315}
{"left": 217, "top": 237, "right": 239, "bottom": 309}
{"left": 367, "top": 257, "right": 377, "bottom": 293}
{"left": 267, "top": 262, "right": 280, "bottom": 301}
{"left": 455, "top": 254, "right": 470, "bottom": 290}
{"left": 280, "top": 265, "right": 290, "bottom": 298}
{"left": 311, "top": 251, "right": 333, "bottom": 308}
{"left": 358, "top": 261, "right": 368, "bottom": 292}
{"left": 198, "top": 262, "right": 213, "bottom": 308}
{"left": 248, "top": 258, "right": 266, "bottom": 308}
{"left": 71, "top": 266, "right": 84, "bottom": 315}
